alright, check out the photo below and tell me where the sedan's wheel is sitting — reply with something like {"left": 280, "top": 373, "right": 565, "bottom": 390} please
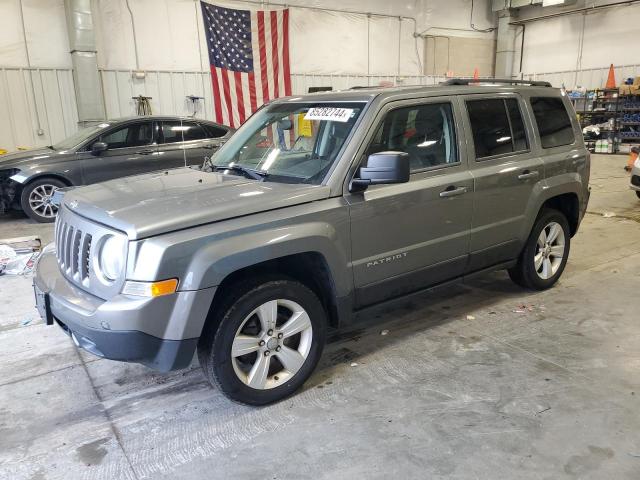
{"left": 20, "top": 178, "right": 66, "bottom": 223}
{"left": 508, "top": 208, "right": 570, "bottom": 290}
{"left": 636, "top": 191, "right": 640, "bottom": 200}
{"left": 198, "top": 277, "right": 326, "bottom": 405}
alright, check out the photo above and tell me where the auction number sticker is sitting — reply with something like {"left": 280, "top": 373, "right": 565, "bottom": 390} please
{"left": 304, "top": 107, "right": 354, "bottom": 123}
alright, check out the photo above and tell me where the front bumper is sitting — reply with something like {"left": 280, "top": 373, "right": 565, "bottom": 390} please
{"left": 34, "top": 249, "right": 216, "bottom": 372}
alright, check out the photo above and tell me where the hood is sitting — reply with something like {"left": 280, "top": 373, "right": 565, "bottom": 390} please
{"left": 63, "top": 168, "right": 331, "bottom": 239}
{"left": 0, "top": 148, "right": 57, "bottom": 170}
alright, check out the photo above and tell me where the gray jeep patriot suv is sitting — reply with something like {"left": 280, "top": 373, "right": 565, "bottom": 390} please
{"left": 34, "top": 79, "right": 590, "bottom": 405}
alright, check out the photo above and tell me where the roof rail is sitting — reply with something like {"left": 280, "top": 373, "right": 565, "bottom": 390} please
{"left": 441, "top": 78, "right": 552, "bottom": 87}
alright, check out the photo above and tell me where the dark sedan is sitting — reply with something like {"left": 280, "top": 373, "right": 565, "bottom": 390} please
{"left": 0, "top": 116, "right": 233, "bottom": 222}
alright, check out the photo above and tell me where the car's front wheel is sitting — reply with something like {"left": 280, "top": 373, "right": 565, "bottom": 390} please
{"left": 635, "top": 190, "right": 640, "bottom": 200}
{"left": 508, "top": 208, "right": 571, "bottom": 290}
{"left": 198, "top": 277, "right": 327, "bottom": 405}
{"left": 20, "top": 177, "right": 66, "bottom": 223}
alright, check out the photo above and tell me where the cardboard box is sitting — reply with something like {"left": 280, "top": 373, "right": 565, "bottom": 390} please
{"left": 620, "top": 85, "right": 632, "bottom": 95}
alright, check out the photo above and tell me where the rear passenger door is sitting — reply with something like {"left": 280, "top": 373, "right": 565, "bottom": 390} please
{"left": 157, "top": 120, "right": 211, "bottom": 169}
{"left": 462, "top": 95, "right": 544, "bottom": 272}
{"left": 347, "top": 97, "right": 474, "bottom": 308}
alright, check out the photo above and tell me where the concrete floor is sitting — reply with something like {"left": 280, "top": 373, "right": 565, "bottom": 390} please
{"left": 1, "top": 154, "right": 639, "bottom": 479}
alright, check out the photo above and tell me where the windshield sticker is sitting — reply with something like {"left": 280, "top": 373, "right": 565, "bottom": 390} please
{"left": 304, "top": 107, "right": 354, "bottom": 123}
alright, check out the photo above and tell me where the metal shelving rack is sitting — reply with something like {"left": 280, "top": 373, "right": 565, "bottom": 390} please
{"left": 617, "top": 96, "right": 640, "bottom": 148}
{"left": 572, "top": 88, "right": 620, "bottom": 153}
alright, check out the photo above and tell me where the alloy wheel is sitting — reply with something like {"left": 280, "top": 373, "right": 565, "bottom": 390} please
{"left": 28, "top": 184, "right": 59, "bottom": 219}
{"left": 231, "top": 299, "right": 313, "bottom": 390}
{"left": 534, "top": 221, "right": 565, "bottom": 280}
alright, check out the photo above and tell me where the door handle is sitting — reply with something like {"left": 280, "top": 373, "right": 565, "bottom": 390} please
{"left": 439, "top": 186, "right": 468, "bottom": 198}
{"left": 518, "top": 170, "right": 539, "bottom": 181}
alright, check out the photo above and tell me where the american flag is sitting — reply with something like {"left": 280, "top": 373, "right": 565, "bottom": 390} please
{"left": 201, "top": 2, "right": 292, "bottom": 128}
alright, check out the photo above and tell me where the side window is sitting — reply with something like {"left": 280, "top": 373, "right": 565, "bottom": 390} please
{"left": 201, "top": 123, "right": 228, "bottom": 138}
{"left": 530, "top": 97, "right": 575, "bottom": 148}
{"left": 161, "top": 121, "right": 207, "bottom": 143}
{"left": 161, "top": 121, "right": 184, "bottom": 144}
{"left": 466, "top": 98, "right": 529, "bottom": 159}
{"left": 98, "top": 123, "right": 152, "bottom": 149}
{"left": 466, "top": 99, "right": 513, "bottom": 158}
{"left": 367, "top": 102, "right": 458, "bottom": 172}
{"left": 506, "top": 99, "right": 528, "bottom": 151}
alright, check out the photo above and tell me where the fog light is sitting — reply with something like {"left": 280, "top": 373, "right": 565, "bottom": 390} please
{"left": 122, "top": 278, "right": 178, "bottom": 297}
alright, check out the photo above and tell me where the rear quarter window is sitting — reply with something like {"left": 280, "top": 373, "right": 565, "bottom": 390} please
{"left": 530, "top": 97, "right": 575, "bottom": 148}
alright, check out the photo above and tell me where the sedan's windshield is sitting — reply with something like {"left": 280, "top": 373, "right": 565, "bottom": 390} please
{"left": 211, "top": 102, "right": 365, "bottom": 184}
{"left": 52, "top": 122, "right": 113, "bottom": 150}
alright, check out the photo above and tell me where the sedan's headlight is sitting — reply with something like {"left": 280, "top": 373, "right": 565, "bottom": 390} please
{"left": 95, "top": 235, "right": 126, "bottom": 282}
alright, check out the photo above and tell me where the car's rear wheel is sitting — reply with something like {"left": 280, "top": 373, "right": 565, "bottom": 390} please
{"left": 508, "top": 208, "right": 570, "bottom": 290}
{"left": 20, "top": 177, "right": 66, "bottom": 223}
{"left": 198, "top": 277, "right": 327, "bottom": 405}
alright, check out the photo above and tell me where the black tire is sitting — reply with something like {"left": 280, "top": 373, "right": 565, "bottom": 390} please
{"left": 508, "top": 208, "right": 571, "bottom": 290}
{"left": 198, "top": 277, "right": 327, "bottom": 405}
{"left": 635, "top": 191, "right": 640, "bottom": 200}
{"left": 20, "top": 177, "right": 66, "bottom": 223}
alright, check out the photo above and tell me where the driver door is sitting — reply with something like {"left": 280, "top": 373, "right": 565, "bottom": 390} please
{"left": 81, "top": 120, "right": 159, "bottom": 184}
{"left": 346, "top": 97, "right": 474, "bottom": 308}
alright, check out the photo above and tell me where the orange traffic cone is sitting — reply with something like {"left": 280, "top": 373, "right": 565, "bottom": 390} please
{"left": 473, "top": 68, "right": 479, "bottom": 80}
{"left": 605, "top": 64, "right": 616, "bottom": 89}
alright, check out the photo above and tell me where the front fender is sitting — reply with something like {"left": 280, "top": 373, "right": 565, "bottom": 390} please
{"left": 127, "top": 201, "right": 352, "bottom": 297}
{"left": 10, "top": 170, "right": 74, "bottom": 186}
{"left": 184, "top": 222, "right": 349, "bottom": 293}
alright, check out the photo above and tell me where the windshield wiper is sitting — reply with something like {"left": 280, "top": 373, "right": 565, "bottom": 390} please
{"left": 212, "top": 164, "right": 268, "bottom": 181}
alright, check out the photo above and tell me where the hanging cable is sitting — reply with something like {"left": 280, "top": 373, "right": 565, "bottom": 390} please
{"left": 132, "top": 95, "right": 153, "bottom": 115}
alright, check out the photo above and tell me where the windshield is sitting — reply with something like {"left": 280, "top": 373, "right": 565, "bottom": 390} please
{"left": 211, "top": 102, "right": 365, "bottom": 184}
{"left": 52, "top": 122, "right": 113, "bottom": 150}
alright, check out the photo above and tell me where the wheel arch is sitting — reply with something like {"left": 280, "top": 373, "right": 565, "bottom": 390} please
{"left": 22, "top": 172, "right": 74, "bottom": 188}
{"left": 521, "top": 179, "right": 584, "bottom": 243}
{"left": 203, "top": 252, "right": 344, "bottom": 338}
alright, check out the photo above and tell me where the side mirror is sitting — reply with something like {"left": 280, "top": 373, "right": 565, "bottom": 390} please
{"left": 91, "top": 142, "right": 108, "bottom": 156}
{"left": 350, "top": 151, "right": 410, "bottom": 192}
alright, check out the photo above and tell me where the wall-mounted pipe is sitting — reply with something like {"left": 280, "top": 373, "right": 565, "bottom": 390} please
{"left": 510, "top": 0, "right": 640, "bottom": 24}
{"left": 125, "top": 0, "right": 141, "bottom": 70}
{"left": 64, "top": 0, "right": 106, "bottom": 124}
{"left": 17, "top": 0, "right": 44, "bottom": 136}
{"left": 217, "top": 0, "right": 423, "bottom": 74}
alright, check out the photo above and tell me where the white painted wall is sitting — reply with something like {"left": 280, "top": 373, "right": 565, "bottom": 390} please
{"left": 0, "top": 0, "right": 493, "bottom": 150}
{"left": 1, "top": 0, "right": 495, "bottom": 74}
{"left": 514, "top": 2, "right": 640, "bottom": 88}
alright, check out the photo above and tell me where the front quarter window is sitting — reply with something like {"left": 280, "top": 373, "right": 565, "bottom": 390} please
{"left": 211, "top": 102, "right": 364, "bottom": 184}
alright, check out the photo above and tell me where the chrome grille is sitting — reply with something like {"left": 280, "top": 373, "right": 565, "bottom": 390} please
{"left": 54, "top": 206, "right": 127, "bottom": 299}
{"left": 55, "top": 215, "right": 92, "bottom": 283}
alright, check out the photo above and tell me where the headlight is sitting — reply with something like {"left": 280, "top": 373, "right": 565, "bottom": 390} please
{"left": 95, "top": 235, "right": 126, "bottom": 282}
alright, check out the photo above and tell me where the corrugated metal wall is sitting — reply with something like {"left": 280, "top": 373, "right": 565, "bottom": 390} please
{"left": 99, "top": 70, "right": 446, "bottom": 120}
{"left": 12, "top": 64, "right": 638, "bottom": 153}
{"left": 0, "top": 70, "right": 445, "bottom": 152}
{"left": 523, "top": 64, "right": 640, "bottom": 90}
{"left": 0, "top": 68, "right": 78, "bottom": 152}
